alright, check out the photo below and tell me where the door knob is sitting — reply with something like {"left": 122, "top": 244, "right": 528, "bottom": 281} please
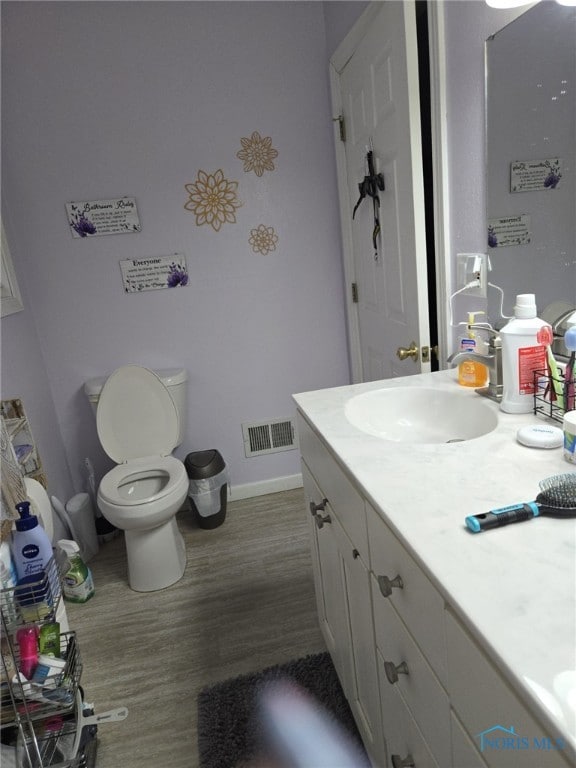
{"left": 377, "top": 573, "right": 404, "bottom": 597}
{"left": 396, "top": 342, "right": 419, "bottom": 362}
{"left": 384, "top": 660, "right": 409, "bottom": 684}
{"left": 309, "top": 499, "right": 328, "bottom": 516}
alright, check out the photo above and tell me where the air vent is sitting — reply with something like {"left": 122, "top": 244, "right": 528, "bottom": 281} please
{"left": 242, "top": 417, "right": 297, "bottom": 457}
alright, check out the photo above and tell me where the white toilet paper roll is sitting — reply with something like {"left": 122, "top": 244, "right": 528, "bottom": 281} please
{"left": 65, "top": 493, "right": 99, "bottom": 562}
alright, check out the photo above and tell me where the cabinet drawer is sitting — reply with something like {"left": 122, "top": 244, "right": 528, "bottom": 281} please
{"left": 446, "top": 610, "right": 573, "bottom": 768}
{"left": 367, "top": 503, "right": 447, "bottom": 685}
{"left": 376, "top": 651, "right": 441, "bottom": 768}
{"left": 373, "top": 580, "right": 451, "bottom": 768}
{"left": 297, "top": 412, "right": 368, "bottom": 562}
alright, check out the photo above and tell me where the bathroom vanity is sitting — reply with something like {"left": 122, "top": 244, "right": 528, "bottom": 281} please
{"left": 294, "top": 370, "right": 575, "bottom": 768}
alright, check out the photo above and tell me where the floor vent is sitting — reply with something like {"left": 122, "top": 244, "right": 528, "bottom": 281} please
{"left": 242, "top": 417, "right": 297, "bottom": 457}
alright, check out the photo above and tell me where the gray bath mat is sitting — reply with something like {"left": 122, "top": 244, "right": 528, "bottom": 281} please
{"left": 197, "top": 651, "right": 367, "bottom": 768}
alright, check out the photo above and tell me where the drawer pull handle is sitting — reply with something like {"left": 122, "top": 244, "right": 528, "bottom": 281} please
{"left": 391, "top": 755, "right": 415, "bottom": 768}
{"left": 309, "top": 499, "right": 328, "bottom": 516}
{"left": 384, "top": 660, "right": 409, "bottom": 684}
{"left": 352, "top": 548, "right": 360, "bottom": 559}
{"left": 377, "top": 574, "right": 404, "bottom": 597}
{"left": 315, "top": 513, "right": 332, "bottom": 529}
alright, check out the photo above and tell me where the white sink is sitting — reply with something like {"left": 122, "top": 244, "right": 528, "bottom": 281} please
{"left": 344, "top": 387, "right": 498, "bottom": 444}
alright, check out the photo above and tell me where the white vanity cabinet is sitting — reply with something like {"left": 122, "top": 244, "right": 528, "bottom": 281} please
{"left": 299, "top": 417, "right": 383, "bottom": 763}
{"left": 297, "top": 407, "right": 574, "bottom": 768}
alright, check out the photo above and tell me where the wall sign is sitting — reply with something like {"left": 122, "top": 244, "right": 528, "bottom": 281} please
{"left": 66, "top": 197, "right": 141, "bottom": 238}
{"left": 120, "top": 255, "right": 188, "bottom": 293}
{"left": 488, "top": 214, "right": 531, "bottom": 248}
{"left": 510, "top": 158, "right": 562, "bottom": 192}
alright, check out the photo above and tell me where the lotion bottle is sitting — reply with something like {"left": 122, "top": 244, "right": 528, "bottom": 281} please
{"left": 500, "top": 294, "right": 551, "bottom": 413}
{"left": 10, "top": 500, "right": 53, "bottom": 580}
{"left": 458, "top": 311, "right": 489, "bottom": 387}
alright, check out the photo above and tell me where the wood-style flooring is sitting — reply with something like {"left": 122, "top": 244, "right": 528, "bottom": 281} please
{"left": 66, "top": 488, "right": 326, "bottom": 768}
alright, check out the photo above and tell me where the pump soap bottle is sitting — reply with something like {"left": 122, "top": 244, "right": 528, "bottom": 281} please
{"left": 499, "top": 294, "right": 551, "bottom": 414}
{"left": 458, "top": 311, "right": 489, "bottom": 387}
{"left": 10, "top": 500, "right": 54, "bottom": 580}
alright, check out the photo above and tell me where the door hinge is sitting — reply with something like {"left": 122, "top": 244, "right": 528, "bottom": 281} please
{"left": 333, "top": 115, "right": 346, "bottom": 142}
{"left": 351, "top": 282, "right": 359, "bottom": 303}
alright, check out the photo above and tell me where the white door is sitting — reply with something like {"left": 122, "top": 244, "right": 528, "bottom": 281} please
{"left": 331, "top": 0, "right": 431, "bottom": 382}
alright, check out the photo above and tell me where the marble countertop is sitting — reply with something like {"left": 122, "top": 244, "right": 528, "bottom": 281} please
{"left": 293, "top": 369, "right": 576, "bottom": 756}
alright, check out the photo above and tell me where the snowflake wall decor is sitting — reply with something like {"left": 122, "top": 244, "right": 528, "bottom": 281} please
{"left": 249, "top": 224, "right": 278, "bottom": 255}
{"left": 184, "top": 169, "right": 241, "bottom": 231}
{"left": 237, "top": 131, "right": 278, "bottom": 177}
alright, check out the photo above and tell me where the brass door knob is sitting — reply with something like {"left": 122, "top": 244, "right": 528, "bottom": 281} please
{"left": 396, "top": 342, "right": 419, "bottom": 362}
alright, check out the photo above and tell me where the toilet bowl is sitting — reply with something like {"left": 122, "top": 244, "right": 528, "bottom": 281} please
{"left": 94, "top": 365, "right": 189, "bottom": 592}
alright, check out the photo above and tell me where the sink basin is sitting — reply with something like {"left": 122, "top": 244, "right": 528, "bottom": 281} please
{"left": 344, "top": 387, "right": 498, "bottom": 444}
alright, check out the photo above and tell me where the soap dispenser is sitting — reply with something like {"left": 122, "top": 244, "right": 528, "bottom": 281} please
{"left": 458, "top": 312, "right": 489, "bottom": 387}
{"left": 10, "top": 500, "right": 54, "bottom": 580}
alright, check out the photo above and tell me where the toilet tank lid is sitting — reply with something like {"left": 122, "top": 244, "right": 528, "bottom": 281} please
{"left": 84, "top": 367, "right": 187, "bottom": 397}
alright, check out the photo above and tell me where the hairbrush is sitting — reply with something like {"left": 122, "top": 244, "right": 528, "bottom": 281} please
{"left": 465, "top": 473, "right": 576, "bottom": 532}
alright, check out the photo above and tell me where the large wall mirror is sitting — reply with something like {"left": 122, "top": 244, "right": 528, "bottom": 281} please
{"left": 486, "top": 1, "right": 575, "bottom": 330}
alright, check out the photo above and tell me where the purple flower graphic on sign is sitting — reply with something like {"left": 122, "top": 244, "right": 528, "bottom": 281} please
{"left": 167, "top": 263, "right": 188, "bottom": 287}
{"left": 543, "top": 169, "right": 561, "bottom": 189}
{"left": 488, "top": 226, "right": 498, "bottom": 248}
{"left": 69, "top": 205, "right": 97, "bottom": 237}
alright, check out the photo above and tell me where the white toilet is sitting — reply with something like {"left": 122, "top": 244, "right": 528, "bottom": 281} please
{"left": 85, "top": 365, "right": 189, "bottom": 592}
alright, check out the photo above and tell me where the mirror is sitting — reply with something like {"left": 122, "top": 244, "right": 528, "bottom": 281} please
{"left": 486, "top": 1, "right": 576, "bottom": 324}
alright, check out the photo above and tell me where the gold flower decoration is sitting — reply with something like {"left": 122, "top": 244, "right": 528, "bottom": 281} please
{"left": 237, "top": 131, "right": 278, "bottom": 177}
{"left": 249, "top": 224, "right": 278, "bottom": 255}
{"left": 184, "top": 169, "right": 241, "bottom": 231}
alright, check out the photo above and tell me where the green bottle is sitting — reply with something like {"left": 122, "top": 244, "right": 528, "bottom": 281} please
{"left": 57, "top": 540, "right": 95, "bottom": 603}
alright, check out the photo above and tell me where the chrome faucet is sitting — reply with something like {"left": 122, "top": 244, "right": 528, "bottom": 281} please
{"left": 447, "top": 326, "right": 503, "bottom": 403}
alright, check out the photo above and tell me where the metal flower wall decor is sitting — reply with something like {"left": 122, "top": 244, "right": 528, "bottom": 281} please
{"left": 236, "top": 131, "right": 278, "bottom": 177}
{"left": 184, "top": 169, "right": 241, "bottom": 231}
{"left": 249, "top": 224, "right": 278, "bottom": 255}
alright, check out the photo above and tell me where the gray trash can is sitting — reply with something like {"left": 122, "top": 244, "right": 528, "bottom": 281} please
{"left": 184, "top": 450, "right": 228, "bottom": 529}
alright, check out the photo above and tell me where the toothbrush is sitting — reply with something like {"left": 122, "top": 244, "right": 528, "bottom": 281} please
{"left": 563, "top": 327, "right": 576, "bottom": 413}
{"left": 542, "top": 326, "right": 563, "bottom": 409}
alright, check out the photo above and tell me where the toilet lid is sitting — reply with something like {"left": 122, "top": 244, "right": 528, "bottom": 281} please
{"left": 96, "top": 365, "right": 179, "bottom": 463}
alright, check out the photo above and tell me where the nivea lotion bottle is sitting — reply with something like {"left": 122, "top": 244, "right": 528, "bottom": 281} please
{"left": 500, "top": 294, "right": 551, "bottom": 414}
{"left": 10, "top": 500, "right": 54, "bottom": 580}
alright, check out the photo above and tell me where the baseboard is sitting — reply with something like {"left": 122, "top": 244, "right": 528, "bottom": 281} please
{"left": 228, "top": 473, "right": 303, "bottom": 501}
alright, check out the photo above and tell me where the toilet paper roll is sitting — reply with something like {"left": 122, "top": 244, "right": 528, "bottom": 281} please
{"left": 65, "top": 493, "right": 99, "bottom": 562}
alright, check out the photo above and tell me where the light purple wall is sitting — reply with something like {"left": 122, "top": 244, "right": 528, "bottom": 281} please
{"left": 322, "top": 1, "right": 369, "bottom": 57}
{"left": 1, "top": 1, "right": 352, "bottom": 497}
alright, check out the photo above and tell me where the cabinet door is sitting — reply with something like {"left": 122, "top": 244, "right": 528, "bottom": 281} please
{"left": 337, "top": 522, "right": 384, "bottom": 762}
{"left": 302, "top": 461, "right": 349, "bottom": 688}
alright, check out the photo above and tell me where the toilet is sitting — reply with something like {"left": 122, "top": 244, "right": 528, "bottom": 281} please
{"left": 85, "top": 365, "right": 189, "bottom": 592}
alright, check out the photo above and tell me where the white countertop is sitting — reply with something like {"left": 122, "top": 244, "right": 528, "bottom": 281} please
{"left": 294, "top": 369, "right": 576, "bottom": 757}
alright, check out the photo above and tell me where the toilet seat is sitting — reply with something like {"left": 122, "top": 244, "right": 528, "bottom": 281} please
{"left": 96, "top": 365, "right": 178, "bottom": 462}
{"left": 98, "top": 456, "right": 187, "bottom": 507}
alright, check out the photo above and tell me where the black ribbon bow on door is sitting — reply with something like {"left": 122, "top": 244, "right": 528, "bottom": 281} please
{"left": 352, "top": 149, "right": 385, "bottom": 260}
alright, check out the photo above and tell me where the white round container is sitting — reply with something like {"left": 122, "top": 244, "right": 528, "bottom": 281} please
{"left": 563, "top": 411, "right": 576, "bottom": 464}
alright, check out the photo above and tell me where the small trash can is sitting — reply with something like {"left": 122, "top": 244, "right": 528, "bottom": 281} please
{"left": 184, "top": 450, "right": 228, "bottom": 529}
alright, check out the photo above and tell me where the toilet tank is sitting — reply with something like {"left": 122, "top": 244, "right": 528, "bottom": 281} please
{"left": 84, "top": 367, "right": 188, "bottom": 447}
